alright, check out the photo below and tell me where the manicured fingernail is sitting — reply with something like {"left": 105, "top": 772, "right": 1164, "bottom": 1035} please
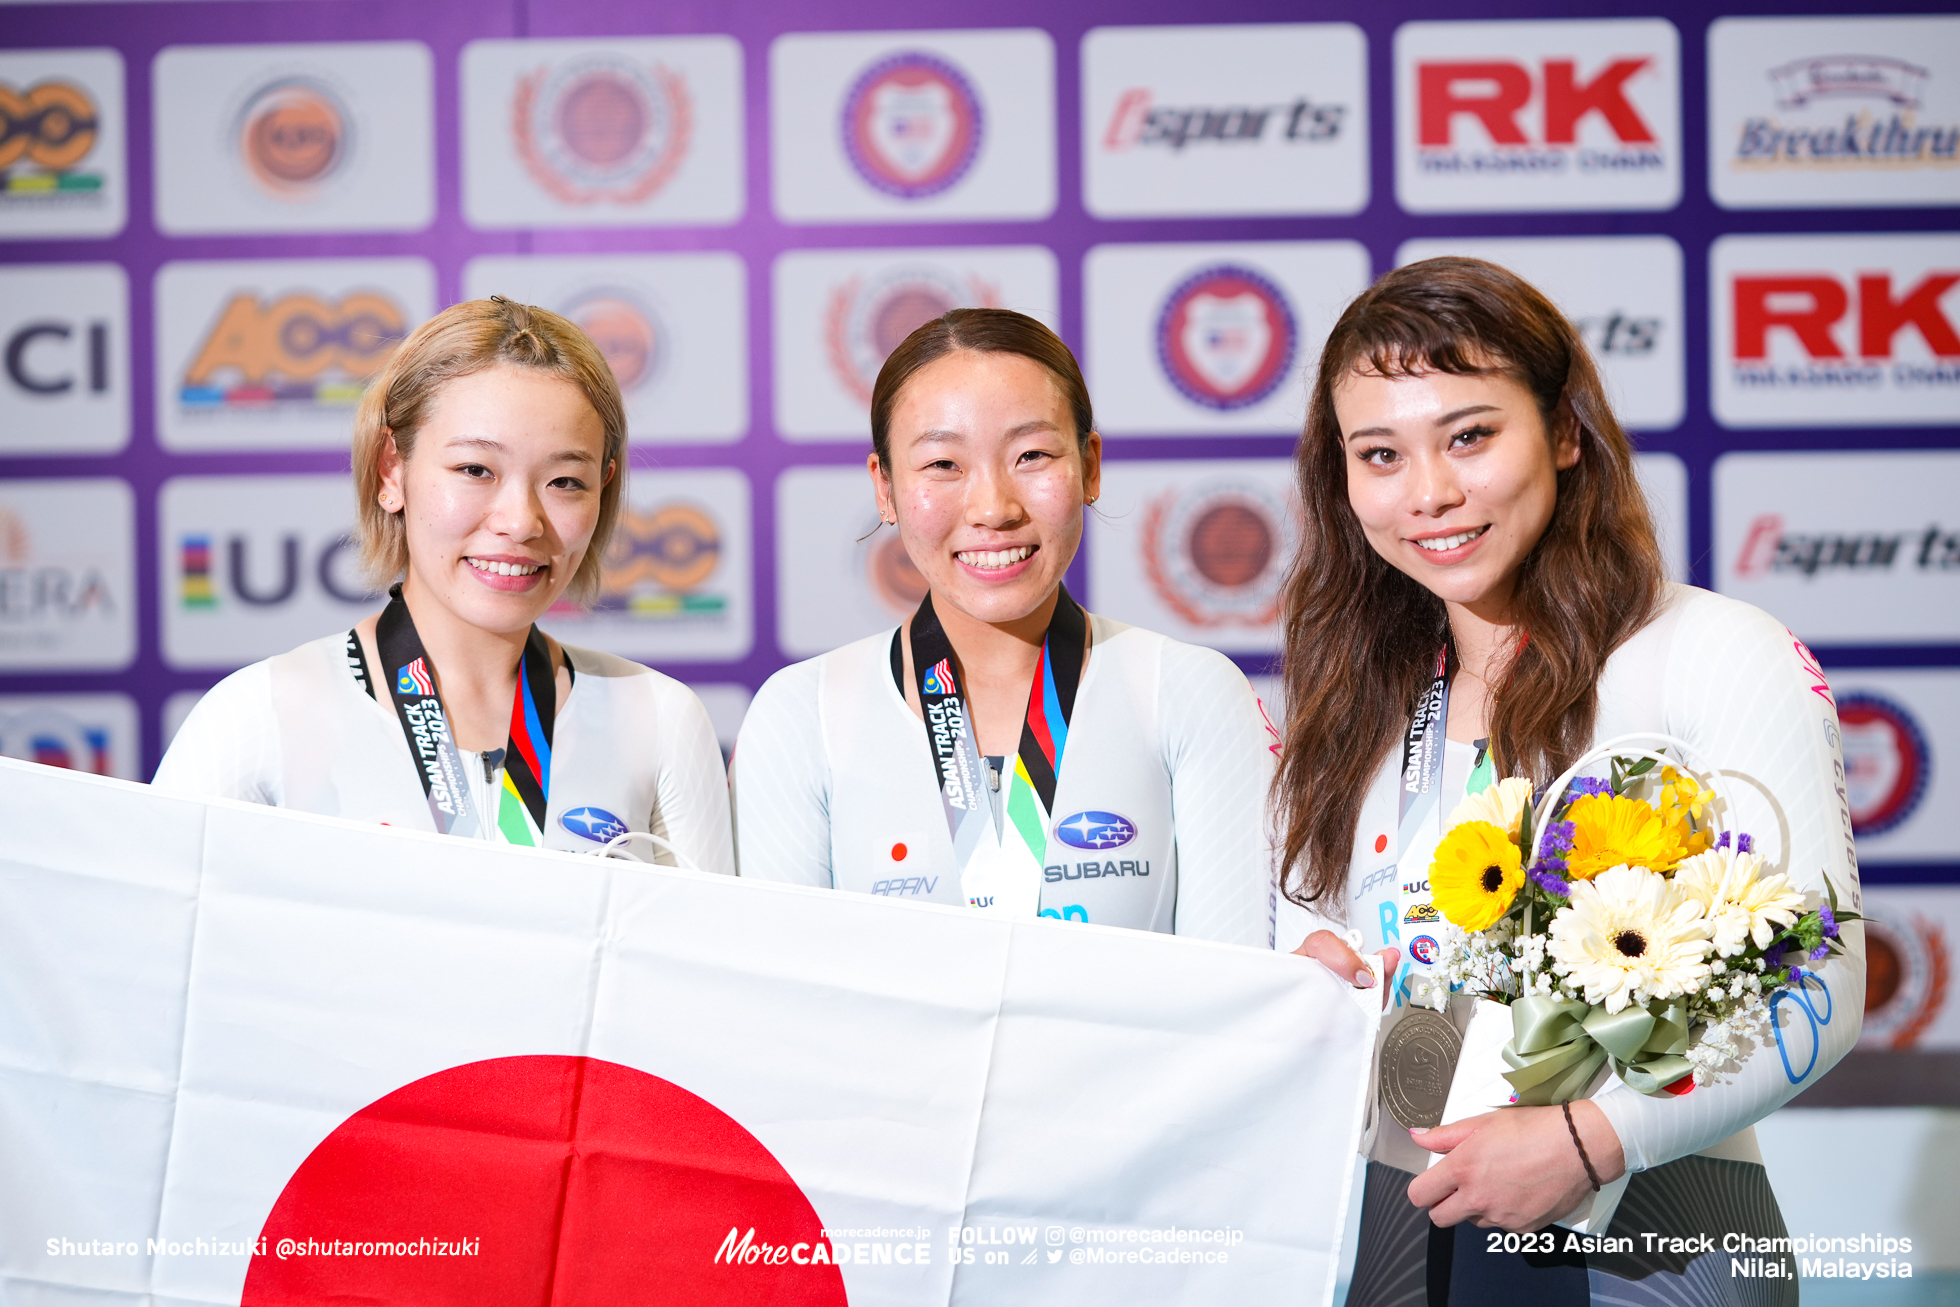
{"left": 1409, "top": 1127, "right": 1429, "bottom": 1135}
{"left": 1356, "top": 969, "right": 1376, "bottom": 987}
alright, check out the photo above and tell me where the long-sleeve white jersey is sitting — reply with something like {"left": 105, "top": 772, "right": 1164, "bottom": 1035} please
{"left": 153, "top": 631, "right": 736, "bottom": 876}
{"left": 1337, "top": 583, "right": 1863, "bottom": 1174}
{"left": 731, "top": 613, "right": 1279, "bottom": 948}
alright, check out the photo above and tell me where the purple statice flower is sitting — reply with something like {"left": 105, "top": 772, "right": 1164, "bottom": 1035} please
{"left": 1762, "top": 940, "right": 1791, "bottom": 972}
{"left": 1737, "top": 832, "right": 1754, "bottom": 854}
{"left": 1567, "top": 777, "right": 1614, "bottom": 801}
{"left": 1716, "top": 830, "right": 1732, "bottom": 851}
{"left": 1820, "top": 905, "right": 1839, "bottom": 939}
{"left": 1528, "top": 866, "right": 1571, "bottom": 897}
{"left": 1539, "top": 820, "right": 1575, "bottom": 856}
{"left": 1808, "top": 943, "right": 1830, "bottom": 962}
{"left": 1786, "top": 965, "right": 1803, "bottom": 985}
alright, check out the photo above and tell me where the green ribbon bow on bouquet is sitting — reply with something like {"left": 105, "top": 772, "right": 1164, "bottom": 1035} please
{"left": 1501, "top": 995, "right": 1695, "bottom": 1105}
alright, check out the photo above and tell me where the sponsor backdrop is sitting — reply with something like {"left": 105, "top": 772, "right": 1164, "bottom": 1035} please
{"left": 0, "top": 0, "right": 1955, "bottom": 894}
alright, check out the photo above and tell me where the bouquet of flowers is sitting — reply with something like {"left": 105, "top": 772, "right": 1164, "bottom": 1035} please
{"left": 1427, "top": 734, "right": 1854, "bottom": 1104}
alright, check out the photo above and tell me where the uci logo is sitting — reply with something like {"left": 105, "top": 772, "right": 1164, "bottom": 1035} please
{"left": 6, "top": 319, "right": 108, "bottom": 397}
{"left": 180, "top": 291, "right": 406, "bottom": 410}
{"left": 177, "top": 532, "right": 376, "bottom": 610}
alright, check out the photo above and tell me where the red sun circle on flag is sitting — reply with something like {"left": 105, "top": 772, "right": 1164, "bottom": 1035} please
{"left": 242, "top": 1055, "right": 846, "bottom": 1306}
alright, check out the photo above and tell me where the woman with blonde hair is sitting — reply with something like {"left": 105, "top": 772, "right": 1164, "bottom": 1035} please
{"left": 1274, "top": 259, "right": 1859, "bottom": 1304}
{"left": 157, "top": 297, "right": 733, "bottom": 873}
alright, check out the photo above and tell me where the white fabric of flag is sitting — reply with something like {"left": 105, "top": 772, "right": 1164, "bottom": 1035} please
{"left": 0, "top": 759, "right": 1378, "bottom": 1306}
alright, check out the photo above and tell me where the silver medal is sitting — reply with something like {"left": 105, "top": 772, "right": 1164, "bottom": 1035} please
{"left": 1380, "top": 1008, "right": 1462, "bottom": 1130}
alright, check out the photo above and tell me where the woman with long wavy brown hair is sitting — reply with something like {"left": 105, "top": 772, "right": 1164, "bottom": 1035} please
{"left": 1275, "top": 259, "right": 1861, "bottom": 1305}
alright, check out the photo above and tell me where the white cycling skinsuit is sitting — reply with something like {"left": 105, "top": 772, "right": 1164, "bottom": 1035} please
{"left": 731, "top": 614, "right": 1279, "bottom": 948}
{"left": 155, "top": 631, "right": 735, "bottom": 875}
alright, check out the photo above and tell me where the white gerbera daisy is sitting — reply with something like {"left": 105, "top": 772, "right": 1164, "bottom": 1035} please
{"left": 1673, "top": 848, "right": 1807, "bottom": 957}
{"left": 1446, "top": 776, "right": 1536, "bottom": 839}
{"left": 1548, "top": 864, "right": 1713, "bottom": 1013}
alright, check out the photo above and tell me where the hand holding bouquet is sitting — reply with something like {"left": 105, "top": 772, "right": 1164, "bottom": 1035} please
{"left": 1428, "top": 735, "right": 1854, "bottom": 1104}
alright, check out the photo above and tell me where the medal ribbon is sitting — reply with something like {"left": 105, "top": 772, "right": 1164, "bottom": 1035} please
{"left": 375, "top": 585, "right": 556, "bottom": 845}
{"left": 1393, "top": 646, "right": 1451, "bottom": 984}
{"left": 908, "top": 586, "right": 1087, "bottom": 906}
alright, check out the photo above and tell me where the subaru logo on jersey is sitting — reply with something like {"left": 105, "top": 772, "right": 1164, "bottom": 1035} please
{"left": 1055, "top": 811, "right": 1137, "bottom": 851}
{"left": 841, "top": 52, "right": 983, "bottom": 199}
{"left": 560, "top": 806, "right": 630, "bottom": 843}
{"left": 1408, "top": 935, "right": 1440, "bottom": 966}
{"left": 922, "top": 658, "right": 955, "bottom": 697}
{"left": 1154, "top": 265, "right": 1297, "bottom": 411}
{"left": 397, "top": 658, "right": 433, "bottom": 698}
{"left": 1838, "top": 692, "right": 1932, "bottom": 838}
{"left": 514, "top": 57, "right": 692, "bottom": 206}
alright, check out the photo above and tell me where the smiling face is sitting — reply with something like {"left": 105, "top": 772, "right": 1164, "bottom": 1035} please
{"left": 1333, "top": 364, "right": 1578, "bottom": 620}
{"left": 869, "top": 349, "right": 1101, "bottom": 630}
{"left": 379, "top": 364, "right": 612, "bottom": 636}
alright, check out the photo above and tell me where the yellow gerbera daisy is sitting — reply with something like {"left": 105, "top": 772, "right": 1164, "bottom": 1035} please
{"left": 1566, "top": 793, "right": 1698, "bottom": 880}
{"left": 1430, "top": 820, "right": 1523, "bottom": 931}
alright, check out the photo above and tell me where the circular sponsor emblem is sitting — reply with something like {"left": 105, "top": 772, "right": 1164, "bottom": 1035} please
{"left": 602, "top": 502, "right": 722, "bottom": 596}
{"left": 240, "top": 1056, "right": 846, "bottom": 1304}
{"left": 841, "top": 51, "right": 983, "bottom": 199}
{"left": 867, "top": 532, "right": 929, "bottom": 617}
{"left": 1140, "top": 480, "right": 1296, "bottom": 628}
{"left": 825, "top": 266, "right": 995, "bottom": 403}
{"left": 515, "top": 57, "right": 693, "bottom": 205}
{"left": 0, "top": 708, "right": 110, "bottom": 774}
{"left": 1379, "top": 1008, "right": 1460, "bottom": 1130}
{"left": 238, "top": 79, "right": 348, "bottom": 196}
{"left": 1155, "top": 265, "right": 1298, "bottom": 411}
{"left": 1408, "top": 934, "right": 1439, "bottom": 966}
{"left": 564, "top": 290, "right": 663, "bottom": 392}
{"left": 560, "top": 806, "right": 630, "bottom": 843}
{"left": 0, "top": 79, "right": 99, "bottom": 171}
{"left": 1838, "top": 692, "right": 1931, "bottom": 838}
{"left": 1055, "top": 811, "right": 1137, "bottom": 851}
{"left": 1860, "top": 917, "right": 1949, "bottom": 1049}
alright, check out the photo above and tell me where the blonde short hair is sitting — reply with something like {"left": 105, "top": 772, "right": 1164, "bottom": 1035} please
{"left": 352, "top": 297, "right": 627, "bottom": 605}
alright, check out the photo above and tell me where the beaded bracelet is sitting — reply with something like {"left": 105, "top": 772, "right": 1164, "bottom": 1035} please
{"left": 1562, "top": 1101, "right": 1603, "bottom": 1192}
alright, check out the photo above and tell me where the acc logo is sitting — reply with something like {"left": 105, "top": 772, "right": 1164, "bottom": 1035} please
{"left": 867, "top": 531, "right": 928, "bottom": 618}
{"left": 1861, "top": 915, "right": 1949, "bottom": 1049}
{"left": 592, "top": 502, "right": 726, "bottom": 620}
{"left": 0, "top": 708, "right": 113, "bottom": 774}
{"left": 1837, "top": 692, "right": 1932, "bottom": 837}
{"left": 826, "top": 266, "right": 999, "bottom": 404}
{"left": 396, "top": 658, "right": 433, "bottom": 697}
{"left": 1140, "top": 480, "right": 1295, "bottom": 628}
{"left": 0, "top": 78, "right": 102, "bottom": 198}
{"left": 563, "top": 290, "right": 662, "bottom": 392}
{"left": 237, "top": 79, "right": 349, "bottom": 199}
{"left": 1055, "top": 810, "right": 1137, "bottom": 851}
{"left": 179, "top": 290, "right": 406, "bottom": 413}
{"left": 1155, "top": 265, "right": 1297, "bottom": 411}
{"left": 921, "top": 658, "right": 955, "bottom": 696}
{"left": 841, "top": 51, "right": 983, "bottom": 199}
{"left": 1408, "top": 934, "right": 1440, "bottom": 966}
{"left": 515, "top": 57, "right": 692, "bottom": 205}
{"left": 1404, "top": 902, "right": 1440, "bottom": 925}
{"left": 560, "top": 805, "right": 630, "bottom": 843}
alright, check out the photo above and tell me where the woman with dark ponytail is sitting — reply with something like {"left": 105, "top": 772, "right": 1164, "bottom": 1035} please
{"left": 1275, "top": 259, "right": 1860, "bottom": 1305}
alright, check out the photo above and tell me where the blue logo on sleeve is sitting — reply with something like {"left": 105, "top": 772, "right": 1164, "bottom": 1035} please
{"left": 560, "top": 806, "right": 629, "bottom": 843}
{"left": 1054, "top": 811, "right": 1137, "bottom": 850}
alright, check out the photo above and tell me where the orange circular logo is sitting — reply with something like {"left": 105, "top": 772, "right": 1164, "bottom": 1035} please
{"left": 0, "top": 80, "right": 99, "bottom": 171}
{"left": 240, "top": 80, "right": 346, "bottom": 195}
{"left": 1187, "top": 502, "right": 1275, "bottom": 588}
{"left": 567, "top": 292, "right": 661, "bottom": 392}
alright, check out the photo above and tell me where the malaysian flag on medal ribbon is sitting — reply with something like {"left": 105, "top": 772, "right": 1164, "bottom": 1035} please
{"left": 922, "top": 658, "right": 956, "bottom": 696}
{"left": 397, "top": 658, "right": 434, "bottom": 697}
